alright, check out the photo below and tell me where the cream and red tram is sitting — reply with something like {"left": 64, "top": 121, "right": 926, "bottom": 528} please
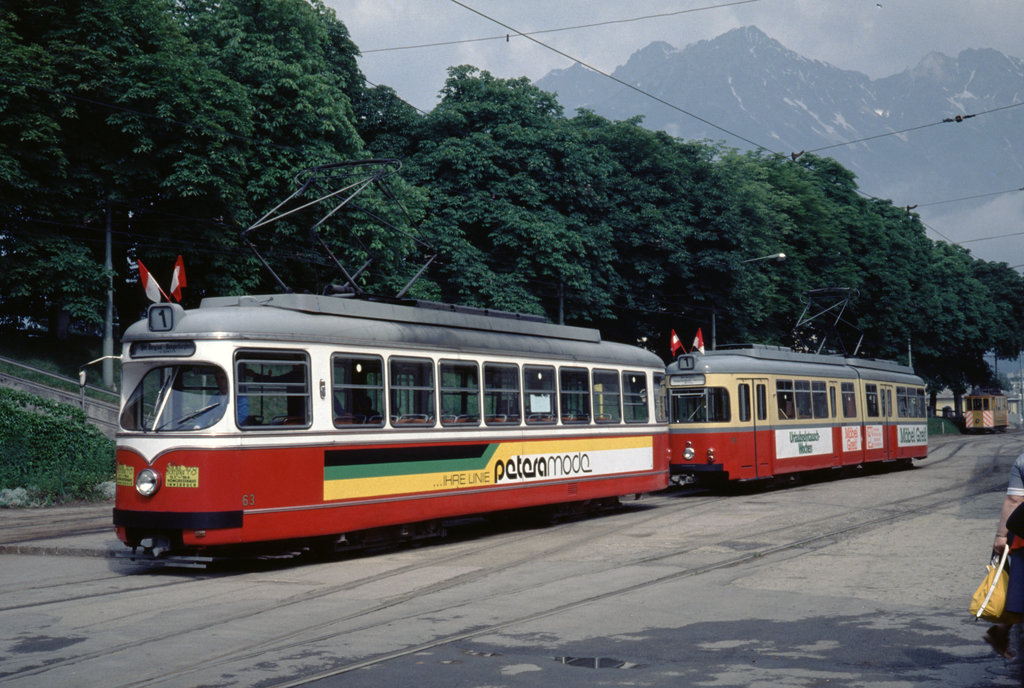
{"left": 113, "top": 293, "right": 669, "bottom": 564}
{"left": 665, "top": 346, "right": 928, "bottom": 485}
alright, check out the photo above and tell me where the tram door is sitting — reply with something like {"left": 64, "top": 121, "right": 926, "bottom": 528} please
{"left": 740, "top": 378, "right": 771, "bottom": 478}
{"left": 879, "top": 384, "right": 895, "bottom": 459}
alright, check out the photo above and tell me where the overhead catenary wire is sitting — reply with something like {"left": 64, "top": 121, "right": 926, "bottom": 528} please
{"left": 447, "top": 0, "right": 776, "bottom": 154}
{"left": 803, "top": 101, "right": 1024, "bottom": 155}
{"left": 362, "top": 1, "right": 762, "bottom": 54}
{"left": 959, "top": 230, "right": 1024, "bottom": 245}
{"left": 916, "top": 185, "right": 1024, "bottom": 209}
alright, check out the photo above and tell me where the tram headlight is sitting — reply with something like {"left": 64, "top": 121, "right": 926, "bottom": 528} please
{"left": 135, "top": 468, "right": 161, "bottom": 497}
{"left": 706, "top": 447, "right": 716, "bottom": 464}
{"left": 682, "top": 441, "right": 695, "bottom": 462}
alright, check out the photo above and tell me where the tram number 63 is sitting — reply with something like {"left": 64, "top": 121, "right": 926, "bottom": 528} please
{"left": 242, "top": 493, "right": 256, "bottom": 506}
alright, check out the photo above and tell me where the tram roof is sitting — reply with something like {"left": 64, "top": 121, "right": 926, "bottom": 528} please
{"left": 123, "top": 293, "right": 665, "bottom": 368}
{"left": 668, "top": 345, "right": 920, "bottom": 382}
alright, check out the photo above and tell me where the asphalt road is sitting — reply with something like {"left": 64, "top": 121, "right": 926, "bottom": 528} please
{"left": 1, "top": 432, "right": 1021, "bottom": 688}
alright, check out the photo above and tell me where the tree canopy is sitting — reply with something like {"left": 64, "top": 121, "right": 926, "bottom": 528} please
{"left": 2, "top": 0, "right": 1023, "bottom": 397}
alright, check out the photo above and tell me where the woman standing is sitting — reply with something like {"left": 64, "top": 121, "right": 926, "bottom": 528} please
{"left": 988, "top": 452, "right": 1024, "bottom": 657}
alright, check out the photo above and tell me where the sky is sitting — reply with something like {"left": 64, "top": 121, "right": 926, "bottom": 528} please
{"left": 333, "top": 0, "right": 1024, "bottom": 266}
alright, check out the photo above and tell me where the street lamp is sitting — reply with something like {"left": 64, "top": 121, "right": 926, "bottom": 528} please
{"left": 742, "top": 252, "right": 787, "bottom": 263}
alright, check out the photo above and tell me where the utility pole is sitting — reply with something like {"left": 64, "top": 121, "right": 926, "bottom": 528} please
{"left": 102, "top": 203, "right": 114, "bottom": 389}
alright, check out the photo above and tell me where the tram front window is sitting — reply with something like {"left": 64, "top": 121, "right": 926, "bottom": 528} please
{"left": 120, "top": 364, "right": 228, "bottom": 432}
{"left": 670, "top": 387, "right": 730, "bottom": 423}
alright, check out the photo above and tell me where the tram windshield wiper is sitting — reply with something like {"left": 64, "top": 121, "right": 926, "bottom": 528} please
{"left": 157, "top": 402, "right": 222, "bottom": 431}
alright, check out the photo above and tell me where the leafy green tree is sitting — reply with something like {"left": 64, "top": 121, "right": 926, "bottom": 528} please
{"left": 564, "top": 113, "right": 714, "bottom": 347}
{"left": 406, "top": 67, "right": 615, "bottom": 318}
{"left": 1, "top": 0, "right": 409, "bottom": 334}
{"left": 0, "top": 0, "right": 254, "bottom": 333}
{"left": 149, "top": 0, "right": 367, "bottom": 299}
{"left": 353, "top": 84, "right": 423, "bottom": 159}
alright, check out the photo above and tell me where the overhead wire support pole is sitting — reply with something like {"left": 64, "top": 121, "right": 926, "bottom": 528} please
{"left": 396, "top": 254, "right": 438, "bottom": 299}
{"left": 240, "top": 159, "right": 438, "bottom": 299}
{"left": 241, "top": 160, "right": 402, "bottom": 293}
{"left": 792, "top": 288, "right": 862, "bottom": 356}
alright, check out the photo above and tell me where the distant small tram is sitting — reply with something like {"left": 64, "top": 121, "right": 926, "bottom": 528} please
{"left": 665, "top": 346, "right": 928, "bottom": 485}
{"left": 113, "top": 294, "right": 670, "bottom": 565}
{"left": 963, "top": 391, "right": 1008, "bottom": 432}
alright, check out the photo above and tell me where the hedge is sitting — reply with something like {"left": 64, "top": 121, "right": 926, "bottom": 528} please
{"left": 0, "top": 387, "right": 115, "bottom": 503}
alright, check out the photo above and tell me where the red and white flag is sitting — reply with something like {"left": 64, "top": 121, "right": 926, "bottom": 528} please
{"left": 170, "top": 255, "right": 187, "bottom": 302}
{"left": 670, "top": 329, "right": 684, "bottom": 356}
{"left": 137, "top": 259, "right": 166, "bottom": 303}
{"left": 692, "top": 328, "right": 705, "bottom": 354}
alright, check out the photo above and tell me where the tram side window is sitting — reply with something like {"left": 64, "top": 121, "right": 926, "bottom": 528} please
{"left": 440, "top": 361, "right": 480, "bottom": 426}
{"left": 812, "top": 381, "right": 829, "bottom": 419}
{"left": 390, "top": 357, "right": 435, "bottom": 426}
{"left": 756, "top": 383, "right": 767, "bottom": 421}
{"left": 794, "top": 380, "right": 813, "bottom": 419}
{"left": 896, "top": 386, "right": 911, "bottom": 418}
{"left": 484, "top": 363, "right": 521, "bottom": 425}
{"left": 738, "top": 384, "right": 751, "bottom": 423}
{"left": 671, "top": 388, "right": 730, "bottom": 423}
{"left": 841, "top": 382, "right": 857, "bottom": 418}
{"left": 864, "top": 383, "right": 880, "bottom": 418}
{"left": 777, "top": 380, "right": 795, "bottom": 420}
{"left": 915, "top": 389, "right": 926, "bottom": 417}
{"left": 622, "top": 371, "right": 649, "bottom": 423}
{"left": 331, "top": 354, "right": 384, "bottom": 427}
{"left": 592, "top": 369, "right": 621, "bottom": 423}
{"left": 236, "top": 350, "right": 310, "bottom": 428}
{"left": 524, "top": 365, "right": 557, "bottom": 424}
{"left": 560, "top": 367, "right": 591, "bottom": 424}
{"left": 654, "top": 373, "right": 669, "bottom": 423}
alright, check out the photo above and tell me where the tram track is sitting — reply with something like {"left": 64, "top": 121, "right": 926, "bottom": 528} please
{"left": 3, "top": 498, "right": 704, "bottom": 685}
{"left": 0, "top": 489, "right": 713, "bottom": 619}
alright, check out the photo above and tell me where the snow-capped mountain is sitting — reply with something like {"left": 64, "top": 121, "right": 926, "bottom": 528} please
{"left": 535, "top": 27, "right": 1024, "bottom": 262}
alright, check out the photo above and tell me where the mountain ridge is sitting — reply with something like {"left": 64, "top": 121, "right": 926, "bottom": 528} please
{"left": 534, "top": 26, "right": 1024, "bottom": 240}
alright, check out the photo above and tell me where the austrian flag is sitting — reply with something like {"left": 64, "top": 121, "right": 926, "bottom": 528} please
{"left": 692, "top": 328, "right": 705, "bottom": 354}
{"left": 170, "top": 255, "right": 187, "bottom": 302}
{"left": 137, "top": 260, "right": 166, "bottom": 303}
{"left": 670, "top": 329, "right": 684, "bottom": 356}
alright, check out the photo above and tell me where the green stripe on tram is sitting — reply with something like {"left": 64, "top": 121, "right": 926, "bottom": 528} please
{"left": 324, "top": 443, "right": 498, "bottom": 481}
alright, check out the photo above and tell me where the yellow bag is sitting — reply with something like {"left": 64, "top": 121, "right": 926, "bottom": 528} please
{"left": 970, "top": 547, "right": 1015, "bottom": 623}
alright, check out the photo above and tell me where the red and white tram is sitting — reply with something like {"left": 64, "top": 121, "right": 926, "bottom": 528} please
{"left": 666, "top": 345, "right": 928, "bottom": 485}
{"left": 113, "top": 293, "right": 670, "bottom": 564}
